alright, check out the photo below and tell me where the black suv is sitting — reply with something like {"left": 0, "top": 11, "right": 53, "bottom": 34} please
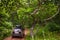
{"left": 12, "top": 25, "right": 24, "bottom": 38}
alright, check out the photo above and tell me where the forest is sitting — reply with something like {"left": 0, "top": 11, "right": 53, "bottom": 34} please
{"left": 0, "top": 0, "right": 60, "bottom": 40}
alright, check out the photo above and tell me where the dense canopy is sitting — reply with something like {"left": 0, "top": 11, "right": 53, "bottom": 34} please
{"left": 0, "top": 0, "right": 60, "bottom": 40}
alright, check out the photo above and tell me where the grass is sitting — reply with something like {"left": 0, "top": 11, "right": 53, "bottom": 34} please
{"left": 25, "top": 27, "right": 60, "bottom": 40}
{"left": 25, "top": 32, "right": 60, "bottom": 40}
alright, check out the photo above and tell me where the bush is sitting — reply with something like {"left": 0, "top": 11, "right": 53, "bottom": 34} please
{"left": 45, "top": 22, "right": 60, "bottom": 32}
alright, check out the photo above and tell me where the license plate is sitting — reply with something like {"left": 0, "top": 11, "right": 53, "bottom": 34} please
{"left": 15, "top": 32, "right": 19, "bottom": 34}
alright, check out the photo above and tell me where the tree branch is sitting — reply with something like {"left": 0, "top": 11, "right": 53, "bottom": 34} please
{"left": 30, "top": 0, "right": 41, "bottom": 39}
{"left": 31, "top": 8, "right": 39, "bottom": 15}
{"left": 43, "top": 8, "right": 59, "bottom": 22}
{"left": 30, "top": 0, "right": 41, "bottom": 15}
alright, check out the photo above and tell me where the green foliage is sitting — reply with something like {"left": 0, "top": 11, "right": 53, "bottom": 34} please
{"left": 36, "top": 3, "right": 58, "bottom": 20}
{"left": 45, "top": 22, "right": 60, "bottom": 32}
{"left": 0, "top": 0, "right": 60, "bottom": 40}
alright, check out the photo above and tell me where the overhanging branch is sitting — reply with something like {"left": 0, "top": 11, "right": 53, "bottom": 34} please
{"left": 43, "top": 8, "right": 59, "bottom": 21}
{"left": 31, "top": 8, "right": 39, "bottom": 15}
{"left": 30, "top": 0, "right": 41, "bottom": 15}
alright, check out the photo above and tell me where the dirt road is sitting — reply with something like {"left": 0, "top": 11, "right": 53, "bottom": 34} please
{"left": 4, "top": 29, "right": 30, "bottom": 40}
{"left": 4, "top": 36, "right": 24, "bottom": 40}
